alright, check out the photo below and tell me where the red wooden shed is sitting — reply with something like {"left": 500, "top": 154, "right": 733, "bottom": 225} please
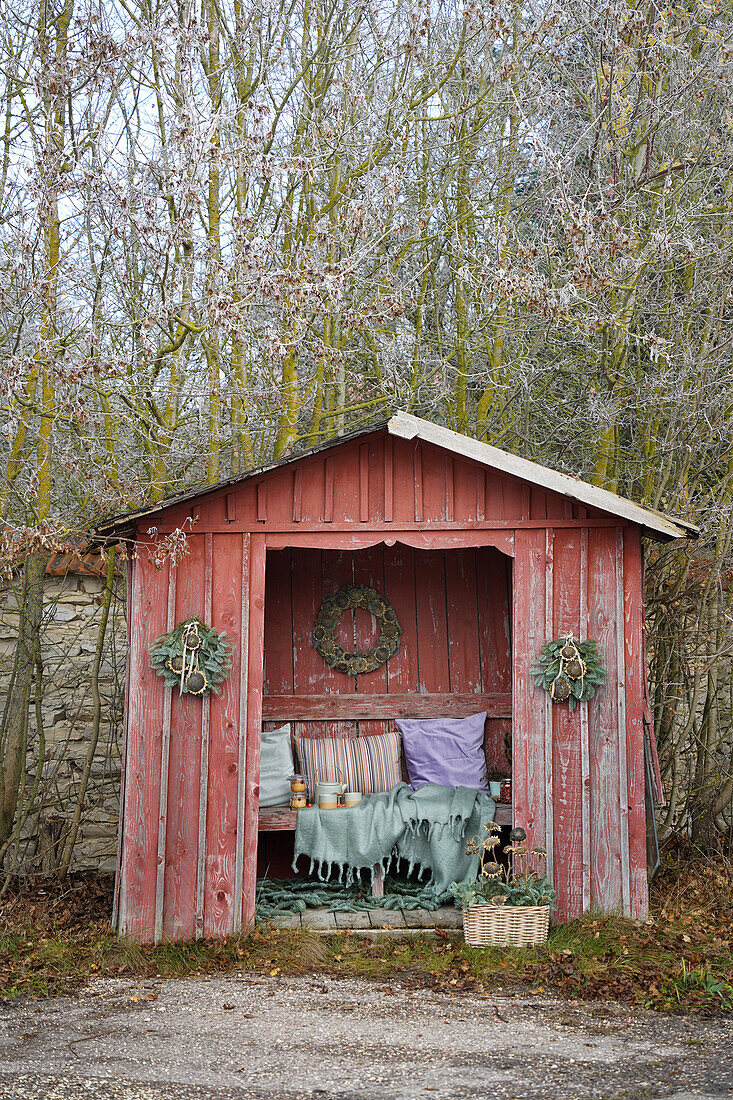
{"left": 97, "top": 412, "right": 696, "bottom": 942}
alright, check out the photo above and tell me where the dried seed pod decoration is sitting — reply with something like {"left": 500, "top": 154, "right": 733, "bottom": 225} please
{"left": 532, "top": 632, "right": 606, "bottom": 711}
{"left": 564, "top": 656, "right": 587, "bottom": 681}
{"left": 550, "top": 676, "right": 572, "bottom": 702}
{"left": 150, "top": 617, "right": 233, "bottom": 698}
{"left": 311, "top": 584, "right": 401, "bottom": 676}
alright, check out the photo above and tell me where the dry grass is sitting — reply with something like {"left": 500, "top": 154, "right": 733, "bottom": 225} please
{"left": 1, "top": 856, "right": 732, "bottom": 1015}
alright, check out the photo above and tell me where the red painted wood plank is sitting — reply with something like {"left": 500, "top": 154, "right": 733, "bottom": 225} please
{"left": 287, "top": 547, "right": 326, "bottom": 740}
{"left": 500, "top": 476, "right": 522, "bottom": 519}
{"left": 359, "top": 443, "right": 369, "bottom": 522}
{"left": 163, "top": 537, "right": 206, "bottom": 942}
{"left": 484, "top": 472, "right": 505, "bottom": 521}
{"left": 256, "top": 482, "right": 267, "bottom": 521}
{"left": 298, "top": 457, "right": 324, "bottom": 524}
{"left": 263, "top": 549, "right": 294, "bottom": 695}
{"left": 587, "top": 526, "right": 623, "bottom": 912}
{"left": 204, "top": 533, "right": 244, "bottom": 938}
{"left": 550, "top": 529, "right": 584, "bottom": 922}
{"left": 233, "top": 533, "right": 250, "bottom": 930}
{"left": 413, "top": 444, "right": 423, "bottom": 521}
{"left": 445, "top": 456, "right": 455, "bottom": 522}
{"left": 364, "top": 436, "right": 386, "bottom": 523}
{"left": 261, "top": 693, "right": 512, "bottom": 720}
{"left": 476, "top": 548, "right": 512, "bottom": 693}
{"left": 154, "top": 518, "right": 623, "bottom": 536}
{"left": 420, "top": 443, "right": 447, "bottom": 521}
{"left": 445, "top": 549, "right": 481, "bottom": 692}
{"left": 413, "top": 549, "right": 450, "bottom": 692}
{"left": 530, "top": 486, "right": 547, "bottom": 520}
{"left": 258, "top": 805, "right": 298, "bottom": 830}
{"left": 383, "top": 435, "right": 394, "bottom": 522}
{"left": 545, "top": 490, "right": 567, "bottom": 520}
{"left": 323, "top": 458, "right": 334, "bottom": 522}
{"left": 321, "top": 551, "right": 359, "bottom": 714}
{"left": 623, "top": 526, "right": 648, "bottom": 919}
{"left": 476, "top": 547, "right": 512, "bottom": 774}
{"left": 453, "top": 458, "right": 478, "bottom": 523}
{"left": 119, "top": 550, "right": 169, "bottom": 942}
{"left": 512, "top": 529, "right": 548, "bottom": 856}
{"left": 383, "top": 543, "right": 419, "bottom": 694}
{"left": 331, "top": 442, "right": 359, "bottom": 523}
{"left": 242, "top": 534, "right": 266, "bottom": 929}
{"left": 351, "top": 544, "right": 388, "bottom": 734}
{"left": 266, "top": 531, "right": 516, "bottom": 556}
{"left": 292, "top": 469, "right": 302, "bottom": 522}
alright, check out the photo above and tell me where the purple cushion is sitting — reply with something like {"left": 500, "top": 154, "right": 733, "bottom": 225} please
{"left": 395, "top": 712, "right": 489, "bottom": 791}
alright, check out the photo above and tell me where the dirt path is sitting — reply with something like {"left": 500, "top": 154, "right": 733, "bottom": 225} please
{"left": 0, "top": 974, "right": 731, "bottom": 1099}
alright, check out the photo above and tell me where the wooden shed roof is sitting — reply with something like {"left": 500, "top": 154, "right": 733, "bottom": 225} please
{"left": 94, "top": 411, "right": 698, "bottom": 543}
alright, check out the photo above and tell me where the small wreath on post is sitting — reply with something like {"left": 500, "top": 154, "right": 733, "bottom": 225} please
{"left": 531, "top": 633, "right": 606, "bottom": 711}
{"left": 312, "top": 584, "right": 401, "bottom": 676}
{"left": 150, "top": 616, "right": 233, "bottom": 696}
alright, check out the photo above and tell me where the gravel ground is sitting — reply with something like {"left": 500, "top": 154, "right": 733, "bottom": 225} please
{"left": 0, "top": 974, "right": 731, "bottom": 1099}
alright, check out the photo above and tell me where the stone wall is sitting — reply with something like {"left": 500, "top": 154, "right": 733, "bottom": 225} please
{"left": 0, "top": 557, "right": 127, "bottom": 875}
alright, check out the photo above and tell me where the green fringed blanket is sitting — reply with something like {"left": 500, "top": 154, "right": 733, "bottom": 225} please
{"left": 292, "top": 782, "right": 496, "bottom": 894}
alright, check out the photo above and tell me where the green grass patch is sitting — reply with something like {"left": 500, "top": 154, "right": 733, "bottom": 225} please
{"left": 2, "top": 860, "right": 733, "bottom": 1015}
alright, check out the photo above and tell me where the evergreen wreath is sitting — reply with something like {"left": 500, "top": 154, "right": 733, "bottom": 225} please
{"left": 150, "top": 616, "right": 233, "bottom": 697}
{"left": 312, "top": 584, "right": 401, "bottom": 675}
{"left": 531, "top": 632, "right": 606, "bottom": 711}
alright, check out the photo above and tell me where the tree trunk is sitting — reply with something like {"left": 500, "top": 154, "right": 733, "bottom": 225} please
{"left": 0, "top": 551, "right": 47, "bottom": 848}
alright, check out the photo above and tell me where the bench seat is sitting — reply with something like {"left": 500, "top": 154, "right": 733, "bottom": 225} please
{"left": 258, "top": 799, "right": 513, "bottom": 832}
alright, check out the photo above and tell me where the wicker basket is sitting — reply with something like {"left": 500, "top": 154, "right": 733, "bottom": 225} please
{"left": 463, "top": 903, "right": 550, "bottom": 947}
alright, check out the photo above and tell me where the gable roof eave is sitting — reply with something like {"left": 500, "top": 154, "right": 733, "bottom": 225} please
{"left": 387, "top": 411, "right": 698, "bottom": 543}
{"left": 91, "top": 412, "right": 698, "bottom": 544}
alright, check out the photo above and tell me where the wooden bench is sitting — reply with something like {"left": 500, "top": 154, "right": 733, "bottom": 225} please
{"left": 258, "top": 691, "right": 513, "bottom": 893}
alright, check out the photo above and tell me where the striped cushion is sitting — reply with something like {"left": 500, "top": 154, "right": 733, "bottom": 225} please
{"left": 295, "top": 730, "right": 402, "bottom": 796}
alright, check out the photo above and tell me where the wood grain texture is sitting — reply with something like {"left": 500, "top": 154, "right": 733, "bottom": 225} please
{"left": 477, "top": 548, "right": 512, "bottom": 774}
{"left": 383, "top": 435, "right": 394, "bottom": 522}
{"left": 550, "top": 529, "right": 583, "bottom": 922}
{"left": 118, "top": 421, "right": 665, "bottom": 941}
{"left": 615, "top": 528, "right": 631, "bottom": 917}
{"left": 119, "top": 550, "right": 169, "bottom": 942}
{"left": 445, "top": 548, "right": 481, "bottom": 692}
{"left": 154, "top": 563, "right": 177, "bottom": 943}
{"left": 580, "top": 528, "right": 591, "bottom": 913}
{"left": 544, "top": 530, "right": 554, "bottom": 887}
{"left": 205, "top": 533, "right": 244, "bottom": 938}
{"left": 383, "top": 543, "right": 419, "bottom": 695}
{"left": 351, "top": 544, "right": 388, "bottom": 735}
{"left": 261, "top": 693, "right": 512, "bottom": 720}
{"left": 112, "top": 553, "right": 135, "bottom": 931}
{"left": 232, "top": 533, "right": 251, "bottom": 932}
{"left": 623, "top": 526, "right": 649, "bottom": 919}
{"left": 263, "top": 549, "right": 294, "bottom": 696}
{"left": 259, "top": 801, "right": 515, "bottom": 832}
{"left": 512, "top": 529, "right": 547, "bottom": 856}
{"left": 242, "top": 534, "right": 266, "bottom": 929}
{"left": 414, "top": 549, "right": 450, "bottom": 692}
{"left": 163, "top": 536, "right": 205, "bottom": 942}
{"left": 196, "top": 535, "right": 213, "bottom": 937}
{"left": 587, "top": 527, "right": 623, "bottom": 913}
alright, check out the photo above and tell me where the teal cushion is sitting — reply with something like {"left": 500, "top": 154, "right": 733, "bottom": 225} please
{"left": 259, "top": 724, "right": 294, "bottom": 807}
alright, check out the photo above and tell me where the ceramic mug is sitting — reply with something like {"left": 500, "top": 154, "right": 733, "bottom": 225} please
{"left": 344, "top": 791, "right": 362, "bottom": 807}
{"left": 318, "top": 795, "right": 338, "bottom": 809}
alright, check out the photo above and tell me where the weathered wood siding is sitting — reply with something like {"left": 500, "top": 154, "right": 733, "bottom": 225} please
{"left": 117, "top": 430, "right": 649, "bottom": 942}
{"left": 262, "top": 545, "right": 512, "bottom": 771}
